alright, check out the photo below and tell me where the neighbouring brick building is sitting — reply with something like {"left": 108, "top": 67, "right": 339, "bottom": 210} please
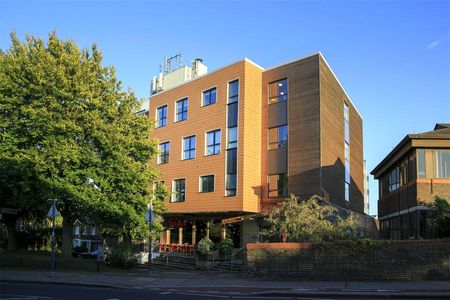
{"left": 371, "top": 124, "right": 450, "bottom": 239}
{"left": 148, "top": 53, "right": 366, "bottom": 247}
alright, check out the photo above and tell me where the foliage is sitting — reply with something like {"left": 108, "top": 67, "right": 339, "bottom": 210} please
{"left": 0, "top": 31, "right": 167, "bottom": 253}
{"left": 104, "top": 242, "right": 137, "bottom": 269}
{"left": 197, "top": 237, "right": 214, "bottom": 254}
{"left": 427, "top": 196, "right": 450, "bottom": 238}
{"left": 264, "top": 194, "right": 358, "bottom": 243}
{"left": 313, "top": 238, "right": 390, "bottom": 254}
{"left": 0, "top": 223, "right": 7, "bottom": 249}
{"left": 215, "top": 238, "right": 234, "bottom": 254}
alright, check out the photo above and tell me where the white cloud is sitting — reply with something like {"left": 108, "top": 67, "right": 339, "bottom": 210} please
{"left": 426, "top": 29, "right": 450, "bottom": 51}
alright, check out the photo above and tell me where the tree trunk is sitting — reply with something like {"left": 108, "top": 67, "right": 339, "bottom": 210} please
{"left": 5, "top": 218, "right": 18, "bottom": 251}
{"left": 62, "top": 216, "right": 73, "bottom": 257}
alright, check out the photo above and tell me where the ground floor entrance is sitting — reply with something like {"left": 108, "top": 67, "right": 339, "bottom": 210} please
{"left": 158, "top": 214, "right": 260, "bottom": 251}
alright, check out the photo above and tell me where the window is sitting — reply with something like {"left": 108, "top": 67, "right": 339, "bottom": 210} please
{"left": 344, "top": 102, "right": 350, "bottom": 201}
{"left": 268, "top": 125, "right": 288, "bottom": 150}
{"left": 435, "top": 150, "right": 450, "bottom": 178}
{"left": 227, "top": 102, "right": 238, "bottom": 127}
{"left": 200, "top": 175, "right": 214, "bottom": 193}
{"left": 227, "top": 126, "right": 238, "bottom": 149}
{"left": 388, "top": 167, "right": 400, "bottom": 192}
{"left": 417, "top": 149, "right": 426, "bottom": 178}
{"left": 158, "top": 142, "right": 170, "bottom": 164}
{"left": 183, "top": 136, "right": 196, "bottom": 160}
{"left": 228, "top": 80, "right": 239, "bottom": 103}
{"left": 268, "top": 173, "right": 288, "bottom": 197}
{"left": 172, "top": 179, "right": 185, "bottom": 202}
{"left": 344, "top": 103, "right": 350, "bottom": 144}
{"left": 156, "top": 105, "right": 167, "bottom": 128}
{"left": 226, "top": 80, "right": 239, "bottom": 196}
{"left": 203, "top": 88, "right": 217, "bottom": 106}
{"left": 176, "top": 98, "right": 188, "bottom": 122}
{"left": 206, "top": 129, "right": 221, "bottom": 155}
{"left": 345, "top": 182, "right": 350, "bottom": 202}
{"left": 226, "top": 174, "right": 236, "bottom": 196}
{"left": 269, "top": 78, "right": 288, "bottom": 104}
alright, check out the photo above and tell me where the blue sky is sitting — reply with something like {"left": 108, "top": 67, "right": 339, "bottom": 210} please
{"left": 1, "top": 0, "right": 449, "bottom": 215}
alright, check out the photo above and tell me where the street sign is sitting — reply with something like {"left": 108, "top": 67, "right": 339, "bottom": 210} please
{"left": 145, "top": 211, "right": 155, "bottom": 223}
{"left": 47, "top": 203, "right": 61, "bottom": 218}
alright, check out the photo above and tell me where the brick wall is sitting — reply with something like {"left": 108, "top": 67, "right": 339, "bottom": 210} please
{"left": 246, "top": 240, "right": 450, "bottom": 280}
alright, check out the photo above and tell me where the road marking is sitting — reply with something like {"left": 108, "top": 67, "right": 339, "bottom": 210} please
{"left": 159, "top": 292, "right": 172, "bottom": 295}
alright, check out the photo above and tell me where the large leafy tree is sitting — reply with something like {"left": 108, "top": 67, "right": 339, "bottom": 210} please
{"left": 264, "top": 195, "right": 358, "bottom": 243}
{"left": 0, "top": 32, "right": 165, "bottom": 255}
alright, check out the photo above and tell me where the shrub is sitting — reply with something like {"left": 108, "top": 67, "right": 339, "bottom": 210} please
{"left": 197, "top": 237, "right": 214, "bottom": 254}
{"left": 104, "top": 243, "right": 137, "bottom": 269}
{"left": 216, "top": 238, "right": 234, "bottom": 255}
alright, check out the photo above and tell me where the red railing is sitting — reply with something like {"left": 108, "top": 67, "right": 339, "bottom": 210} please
{"left": 158, "top": 243, "right": 195, "bottom": 255}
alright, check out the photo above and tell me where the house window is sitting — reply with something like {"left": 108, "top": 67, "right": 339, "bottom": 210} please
{"left": 172, "top": 179, "right": 185, "bottom": 203}
{"left": 206, "top": 129, "right": 221, "bottom": 155}
{"left": 158, "top": 142, "right": 170, "bottom": 164}
{"left": 176, "top": 98, "right": 188, "bottom": 122}
{"left": 269, "top": 78, "right": 288, "bottom": 104}
{"left": 203, "top": 87, "right": 217, "bottom": 106}
{"left": 435, "top": 149, "right": 450, "bottom": 178}
{"left": 268, "top": 173, "right": 288, "bottom": 197}
{"left": 183, "top": 135, "right": 196, "bottom": 160}
{"left": 268, "top": 125, "right": 288, "bottom": 150}
{"left": 156, "top": 105, "right": 167, "bottom": 128}
{"left": 200, "top": 175, "right": 214, "bottom": 193}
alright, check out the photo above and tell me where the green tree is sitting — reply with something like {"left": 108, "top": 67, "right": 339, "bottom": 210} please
{"left": 264, "top": 194, "right": 358, "bottom": 243}
{"left": 428, "top": 196, "right": 450, "bottom": 238}
{"left": 0, "top": 32, "right": 166, "bottom": 255}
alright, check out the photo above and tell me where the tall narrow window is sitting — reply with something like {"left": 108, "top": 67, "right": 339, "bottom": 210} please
{"left": 158, "top": 142, "right": 170, "bottom": 164}
{"left": 268, "top": 125, "right": 288, "bottom": 150}
{"left": 200, "top": 175, "right": 215, "bottom": 193}
{"left": 172, "top": 179, "right": 185, "bottom": 203}
{"left": 344, "top": 102, "right": 350, "bottom": 202}
{"left": 417, "top": 149, "right": 426, "bottom": 178}
{"left": 226, "top": 80, "right": 239, "bottom": 196}
{"left": 202, "top": 87, "right": 217, "bottom": 106}
{"left": 268, "top": 78, "right": 288, "bottom": 104}
{"left": 268, "top": 174, "right": 288, "bottom": 197}
{"left": 176, "top": 98, "right": 188, "bottom": 122}
{"left": 206, "top": 129, "right": 221, "bottom": 155}
{"left": 228, "top": 80, "right": 239, "bottom": 103}
{"left": 156, "top": 105, "right": 167, "bottom": 128}
{"left": 183, "top": 136, "right": 196, "bottom": 160}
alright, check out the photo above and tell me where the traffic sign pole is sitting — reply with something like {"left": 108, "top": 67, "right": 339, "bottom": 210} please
{"left": 50, "top": 198, "right": 56, "bottom": 277}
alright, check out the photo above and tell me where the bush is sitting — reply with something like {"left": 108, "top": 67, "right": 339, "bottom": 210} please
{"left": 104, "top": 243, "right": 137, "bottom": 269}
{"left": 216, "top": 238, "right": 234, "bottom": 254}
{"left": 197, "top": 237, "right": 214, "bottom": 254}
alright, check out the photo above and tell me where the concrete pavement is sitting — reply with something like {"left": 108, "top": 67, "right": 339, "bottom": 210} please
{"left": 1, "top": 268, "right": 450, "bottom": 298}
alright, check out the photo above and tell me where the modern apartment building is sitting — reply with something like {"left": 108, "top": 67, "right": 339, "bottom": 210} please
{"left": 149, "top": 53, "right": 365, "bottom": 247}
{"left": 371, "top": 124, "right": 450, "bottom": 239}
